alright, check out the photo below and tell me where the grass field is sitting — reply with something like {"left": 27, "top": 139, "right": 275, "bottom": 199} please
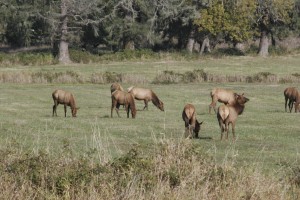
{"left": 0, "top": 54, "right": 300, "bottom": 176}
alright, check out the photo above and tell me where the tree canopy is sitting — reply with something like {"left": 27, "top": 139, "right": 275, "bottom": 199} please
{"left": 0, "top": 0, "right": 299, "bottom": 62}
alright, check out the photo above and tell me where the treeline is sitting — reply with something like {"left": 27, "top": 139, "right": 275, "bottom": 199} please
{"left": 0, "top": 0, "right": 300, "bottom": 63}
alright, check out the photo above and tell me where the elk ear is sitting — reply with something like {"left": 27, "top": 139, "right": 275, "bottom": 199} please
{"left": 234, "top": 93, "right": 239, "bottom": 99}
{"left": 199, "top": 121, "right": 203, "bottom": 125}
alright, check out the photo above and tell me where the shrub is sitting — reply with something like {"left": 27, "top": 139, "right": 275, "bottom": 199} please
{"left": 152, "top": 70, "right": 183, "bottom": 84}
{"left": 0, "top": 139, "right": 299, "bottom": 199}
{"left": 252, "top": 72, "right": 278, "bottom": 83}
{"left": 0, "top": 52, "right": 54, "bottom": 66}
{"left": 69, "top": 49, "right": 100, "bottom": 64}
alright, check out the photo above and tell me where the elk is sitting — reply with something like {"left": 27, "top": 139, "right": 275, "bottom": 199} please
{"left": 110, "top": 82, "right": 124, "bottom": 94}
{"left": 209, "top": 88, "right": 237, "bottom": 114}
{"left": 284, "top": 87, "right": 300, "bottom": 113}
{"left": 111, "top": 90, "right": 136, "bottom": 118}
{"left": 127, "top": 86, "right": 164, "bottom": 111}
{"left": 217, "top": 93, "right": 249, "bottom": 140}
{"left": 52, "top": 89, "right": 79, "bottom": 117}
{"left": 182, "top": 104, "right": 203, "bottom": 138}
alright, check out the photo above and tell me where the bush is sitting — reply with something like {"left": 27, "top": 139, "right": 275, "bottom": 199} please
{"left": 69, "top": 49, "right": 100, "bottom": 64}
{"left": 0, "top": 52, "right": 54, "bottom": 66}
{"left": 153, "top": 69, "right": 209, "bottom": 84}
{"left": 0, "top": 139, "right": 299, "bottom": 199}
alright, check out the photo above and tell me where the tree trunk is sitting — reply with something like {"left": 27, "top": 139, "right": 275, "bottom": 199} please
{"left": 193, "top": 42, "right": 200, "bottom": 53}
{"left": 258, "top": 30, "right": 269, "bottom": 57}
{"left": 186, "top": 29, "right": 195, "bottom": 53}
{"left": 200, "top": 37, "right": 211, "bottom": 55}
{"left": 234, "top": 42, "right": 245, "bottom": 52}
{"left": 58, "top": 0, "right": 71, "bottom": 64}
{"left": 124, "top": 40, "right": 135, "bottom": 50}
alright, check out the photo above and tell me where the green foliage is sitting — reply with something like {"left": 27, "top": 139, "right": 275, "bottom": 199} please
{"left": 0, "top": 52, "right": 54, "bottom": 66}
{"left": 69, "top": 49, "right": 101, "bottom": 64}
{"left": 100, "top": 49, "right": 161, "bottom": 61}
{"left": 194, "top": 0, "right": 256, "bottom": 43}
{"left": 195, "top": 1, "right": 228, "bottom": 37}
{"left": 110, "top": 148, "right": 156, "bottom": 190}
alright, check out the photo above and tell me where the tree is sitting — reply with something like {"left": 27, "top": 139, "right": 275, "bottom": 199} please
{"left": 103, "top": 0, "right": 157, "bottom": 50}
{"left": 255, "top": 0, "right": 295, "bottom": 56}
{"left": 194, "top": 0, "right": 256, "bottom": 53}
{"left": 154, "top": 0, "right": 202, "bottom": 53}
{"left": 195, "top": 0, "right": 295, "bottom": 56}
{"left": 42, "top": 0, "right": 112, "bottom": 64}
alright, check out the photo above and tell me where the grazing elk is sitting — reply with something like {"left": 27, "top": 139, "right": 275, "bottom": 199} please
{"left": 284, "top": 87, "right": 300, "bottom": 113}
{"left": 110, "top": 82, "right": 124, "bottom": 94}
{"left": 182, "top": 104, "right": 203, "bottom": 139}
{"left": 127, "top": 86, "right": 164, "bottom": 111}
{"left": 217, "top": 93, "right": 249, "bottom": 140}
{"left": 209, "top": 88, "right": 237, "bottom": 114}
{"left": 52, "top": 89, "right": 79, "bottom": 117}
{"left": 111, "top": 90, "right": 136, "bottom": 118}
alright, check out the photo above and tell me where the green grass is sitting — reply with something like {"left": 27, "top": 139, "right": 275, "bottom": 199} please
{"left": 1, "top": 54, "right": 299, "bottom": 80}
{"left": 0, "top": 54, "right": 300, "bottom": 175}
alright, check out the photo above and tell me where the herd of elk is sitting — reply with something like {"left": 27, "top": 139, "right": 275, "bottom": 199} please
{"left": 51, "top": 83, "right": 298, "bottom": 141}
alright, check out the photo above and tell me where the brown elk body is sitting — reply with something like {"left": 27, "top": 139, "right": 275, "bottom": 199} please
{"left": 110, "top": 82, "right": 124, "bottom": 94}
{"left": 182, "top": 104, "right": 203, "bottom": 138}
{"left": 217, "top": 93, "right": 249, "bottom": 140}
{"left": 111, "top": 90, "right": 136, "bottom": 118}
{"left": 284, "top": 87, "right": 300, "bottom": 113}
{"left": 209, "top": 88, "right": 236, "bottom": 114}
{"left": 127, "top": 86, "right": 164, "bottom": 111}
{"left": 52, "top": 89, "right": 79, "bottom": 117}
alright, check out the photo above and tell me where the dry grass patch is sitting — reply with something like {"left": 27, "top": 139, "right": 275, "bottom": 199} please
{"left": 0, "top": 139, "right": 298, "bottom": 199}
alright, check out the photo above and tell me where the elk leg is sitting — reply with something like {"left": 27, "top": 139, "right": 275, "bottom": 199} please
{"left": 126, "top": 104, "right": 130, "bottom": 118}
{"left": 189, "top": 126, "right": 193, "bottom": 138}
{"left": 64, "top": 105, "right": 67, "bottom": 117}
{"left": 218, "top": 119, "right": 224, "bottom": 140}
{"left": 285, "top": 97, "right": 288, "bottom": 112}
{"left": 232, "top": 122, "right": 236, "bottom": 141}
{"left": 143, "top": 100, "right": 149, "bottom": 110}
{"left": 53, "top": 100, "right": 59, "bottom": 117}
{"left": 194, "top": 130, "right": 199, "bottom": 139}
{"left": 52, "top": 105, "right": 56, "bottom": 117}
{"left": 111, "top": 99, "right": 117, "bottom": 118}
{"left": 295, "top": 102, "right": 299, "bottom": 113}
{"left": 225, "top": 122, "right": 229, "bottom": 140}
{"left": 53, "top": 104, "right": 57, "bottom": 117}
{"left": 111, "top": 105, "right": 114, "bottom": 118}
{"left": 288, "top": 99, "right": 294, "bottom": 113}
{"left": 209, "top": 96, "right": 217, "bottom": 114}
{"left": 209, "top": 103, "right": 216, "bottom": 114}
{"left": 116, "top": 103, "right": 121, "bottom": 117}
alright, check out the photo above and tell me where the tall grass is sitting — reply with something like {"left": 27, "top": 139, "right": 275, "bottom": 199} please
{"left": 1, "top": 69, "right": 300, "bottom": 84}
{"left": 0, "top": 137, "right": 298, "bottom": 199}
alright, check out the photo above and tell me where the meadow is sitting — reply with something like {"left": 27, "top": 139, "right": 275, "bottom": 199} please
{"left": 0, "top": 54, "right": 300, "bottom": 199}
